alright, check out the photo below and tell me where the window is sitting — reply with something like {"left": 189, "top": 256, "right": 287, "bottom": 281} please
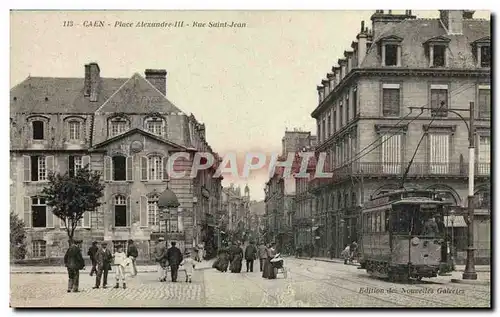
{"left": 380, "top": 210, "right": 386, "bottom": 232}
{"left": 352, "top": 87, "right": 358, "bottom": 118}
{"left": 346, "top": 95, "right": 350, "bottom": 122}
{"left": 148, "top": 156, "right": 163, "bottom": 180}
{"left": 382, "top": 85, "right": 400, "bottom": 117}
{"left": 384, "top": 44, "right": 398, "bottom": 66}
{"left": 112, "top": 156, "right": 126, "bottom": 181}
{"left": 148, "top": 195, "right": 161, "bottom": 227}
{"left": 145, "top": 118, "right": 164, "bottom": 136}
{"left": 109, "top": 118, "right": 129, "bottom": 137}
{"left": 30, "top": 156, "right": 47, "bottom": 182}
{"left": 327, "top": 114, "right": 331, "bottom": 137}
{"left": 339, "top": 101, "right": 343, "bottom": 128}
{"left": 32, "top": 240, "right": 47, "bottom": 258}
{"left": 32, "top": 121, "right": 44, "bottom": 140}
{"left": 75, "top": 211, "right": 91, "bottom": 228}
{"left": 69, "top": 155, "right": 82, "bottom": 177}
{"left": 429, "top": 133, "right": 450, "bottom": 174}
{"left": 167, "top": 210, "right": 179, "bottom": 232}
{"left": 432, "top": 45, "right": 446, "bottom": 67}
{"left": 322, "top": 119, "right": 326, "bottom": 141}
{"left": 32, "top": 197, "right": 47, "bottom": 228}
{"left": 480, "top": 45, "right": 491, "bottom": 67}
{"left": 333, "top": 108, "right": 337, "bottom": 133}
{"left": 114, "top": 195, "right": 127, "bottom": 227}
{"left": 430, "top": 87, "right": 448, "bottom": 117}
{"left": 113, "top": 240, "right": 127, "bottom": 253}
{"left": 478, "top": 88, "right": 491, "bottom": 118}
{"left": 68, "top": 121, "right": 81, "bottom": 140}
{"left": 478, "top": 136, "right": 490, "bottom": 175}
{"left": 381, "top": 134, "right": 402, "bottom": 174}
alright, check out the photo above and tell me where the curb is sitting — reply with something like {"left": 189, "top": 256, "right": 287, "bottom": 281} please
{"left": 10, "top": 266, "right": 214, "bottom": 275}
{"left": 451, "top": 278, "right": 490, "bottom": 286}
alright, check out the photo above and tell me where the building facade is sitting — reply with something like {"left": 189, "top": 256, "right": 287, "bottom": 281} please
{"left": 10, "top": 63, "right": 222, "bottom": 260}
{"left": 220, "top": 184, "right": 251, "bottom": 243}
{"left": 309, "top": 10, "right": 491, "bottom": 262}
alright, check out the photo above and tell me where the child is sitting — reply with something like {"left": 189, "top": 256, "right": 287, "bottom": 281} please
{"left": 180, "top": 250, "right": 196, "bottom": 283}
{"left": 112, "top": 245, "right": 129, "bottom": 289}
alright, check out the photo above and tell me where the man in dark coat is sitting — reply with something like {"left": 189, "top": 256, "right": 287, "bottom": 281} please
{"left": 258, "top": 242, "right": 267, "bottom": 272}
{"left": 127, "top": 239, "right": 138, "bottom": 276}
{"left": 64, "top": 239, "right": 85, "bottom": 292}
{"left": 166, "top": 241, "right": 183, "bottom": 282}
{"left": 229, "top": 241, "right": 243, "bottom": 273}
{"left": 244, "top": 241, "right": 258, "bottom": 272}
{"left": 93, "top": 242, "right": 112, "bottom": 289}
{"left": 87, "top": 241, "right": 99, "bottom": 276}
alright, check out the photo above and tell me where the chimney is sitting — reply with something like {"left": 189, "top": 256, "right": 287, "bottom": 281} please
{"left": 326, "top": 73, "right": 335, "bottom": 91}
{"left": 145, "top": 69, "right": 167, "bottom": 95}
{"left": 344, "top": 51, "right": 354, "bottom": 74}
{"left": 199, "top": 123, "right": 206, "bottom": 139}
{"left": 321, "top": 79, "right": 330, "bottom": 96}
{"left": 333, "top": 66, "right": 340, "bottom": 86}
{"left": 88, "top": 63, "right": 100, "bottom": 102}
{"left": 338, "top": 59, "right": 347, "bottom": 80}
{"left": 317, "top": 85, "right": 325, "bottom": 104}
{"left": 440, "top": 10, "right": 464, "bottom": 35}
{"left": 356, "top": 21, "right": 369, "bottom": 66}
{"left": 84, "top": 64, "right": 91, "bottom": 97}
{"left": 370, "top": 10, "right": 416, "bottom": 37}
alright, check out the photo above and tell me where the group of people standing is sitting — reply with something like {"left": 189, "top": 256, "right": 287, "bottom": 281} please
{"left": 154, "top": 237, "right": 195, "bottom": 283}
{"left": 213, "top": 241, "right": 278, "bottom": 280}
{"left": 64, "top": 239, "right": 139, "bottom": 292}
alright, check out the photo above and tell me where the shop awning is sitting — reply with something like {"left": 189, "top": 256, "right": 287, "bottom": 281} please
{"left": 444, "top": 215, "right": 467, "bottom": 227}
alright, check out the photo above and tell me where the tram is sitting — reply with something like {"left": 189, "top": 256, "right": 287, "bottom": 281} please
{"left": 358, "top": 189, "right": 452, "bottom": 281}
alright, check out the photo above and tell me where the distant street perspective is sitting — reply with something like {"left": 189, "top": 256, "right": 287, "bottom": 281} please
{"left": 10, "top": 257, "right": 490, "bottom": 307}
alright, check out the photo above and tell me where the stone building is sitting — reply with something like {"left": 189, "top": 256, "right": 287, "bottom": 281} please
{"left": 220, "top": 184, "right": 251, "bottom": 243}
{"left": 10, "top": 63, "right": 222, "bottom": 260}
{"left": 309, "top": 10, "right": 491, "bottom": 262}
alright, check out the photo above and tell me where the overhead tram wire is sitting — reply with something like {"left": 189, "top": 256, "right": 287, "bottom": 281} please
{"left": 336, "top": 82, "right": 474, "bottom": 170}
{"left": 399, "top": 100, "right": 448, "bottom": 188}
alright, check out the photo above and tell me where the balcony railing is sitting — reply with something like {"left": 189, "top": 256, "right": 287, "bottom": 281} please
{"left": 310, "top": 162, "right": 490, "bottom": 189}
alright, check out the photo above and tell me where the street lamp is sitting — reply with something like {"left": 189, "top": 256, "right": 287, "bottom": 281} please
{"left": 310, "top": 218, "right": 315, "bottom": 258}
{"left": 449, "top": 209, "right": 456, "bottom": 264}
{"left": 340, "top": 218, "right": 345, "bottom": 256}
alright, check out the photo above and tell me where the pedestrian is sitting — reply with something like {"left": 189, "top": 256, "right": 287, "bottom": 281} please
{"left": 154, "top": 237, "right": 167, "bottom": 282}
{"left": 87, "top": 241, "right": 98, "bottom": 276}
{"left": 341, "top": 245, "right": 350, "bottom": 265}
{"left": 349, "top": 241, "right": 358, "bottom": 263}
{"left": 213, "top": 246, "right": 229, "bottom": 272}
{"left": 262, "top": 243, "right": 277, "bottom": 279}
{"left": 180, "top": 250, "right": 196, "bottom": 283}
{"left": 93, "top": 242, "right": 112, "bottom": 289}
{"left": 64, "top": 239, "right": 85, "bottom": 293}
{"left": 229, "top": 241, "right": 243, "bottom": 273}
{"left": 166, "top": 241, "right": 183, "bottom": 282}
{"left": 112, "top": 245, "right": 129, "bottom": 289}
{"left": 244, "top": 240, "right": 258, "bottom": 272}
{"left": 199, "top": 243, "right": 205, "bottom": 262}
{"left": 258, "top": 242, "right": 267, "bottom": 272}
{"left": 127, "top": 239, "right": 138, "bottom": 277}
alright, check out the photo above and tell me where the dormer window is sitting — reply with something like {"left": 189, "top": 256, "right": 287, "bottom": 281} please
{"left": 379, "top": 36, "right": 403, "bottom": 67}
{"left": 480, "top": 45, "right": 491, "bottom": 68}
{"left": 471, "top": 37, "right": 491, "bottom": 68}
{"left": 424, "top": 36, "right": 450, "bottom": 68}
{"left": 33, "top": 121, "right": 44, "bottom": 140}
{"left": 144, "top": 117, "right": 165, "bottom": 137}
{"left": 68, "top": 121, "right": 81, "bottom": 140}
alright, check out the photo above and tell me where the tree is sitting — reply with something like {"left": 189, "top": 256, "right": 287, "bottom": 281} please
{"left": 10, "top": 212, "right": 27, "bottom": 260}
{"left": 42, "top": 165, "right": 104, "bottom": 243}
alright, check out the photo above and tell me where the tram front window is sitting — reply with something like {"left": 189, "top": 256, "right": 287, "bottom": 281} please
{"left": 392, "top": 204, "right": 444, "bottom": 237}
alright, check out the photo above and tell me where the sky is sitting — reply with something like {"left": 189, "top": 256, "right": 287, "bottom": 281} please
{"left": 10, "top": 10, "right": 491, "bottom": 201}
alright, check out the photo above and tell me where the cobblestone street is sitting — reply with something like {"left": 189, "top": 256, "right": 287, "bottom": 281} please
{"left": 10, "top": 258, "right": 491, "bottom": 308}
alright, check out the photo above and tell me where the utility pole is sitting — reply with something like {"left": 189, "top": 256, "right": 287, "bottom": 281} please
{"left": 463, "top": 101, "right": 477, "bottom": 280}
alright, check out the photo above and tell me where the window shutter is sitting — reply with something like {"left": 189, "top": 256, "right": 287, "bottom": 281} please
{"left": 23, "top": 196, "right": 31, "bottom": 228}
{"left": 126, "top": 156, "right": 134, "bottom": 181}
{"left": 23, "top": 155, "right": 31, "bottom": 182}
{"left": 82, "top": 155, "right": 91, "bottom": 169}
{"left": 178, "top": 208, "right": 184, "bottom": 232}
{"left": 431, "top": 90, "right": 438, "bottom": 110}
{"left": 161, "top": 121, "right": 166, "bottom": 138}
{"left": 104, "top": 156, "right": 111, "bottom": 181}
{"left": 126, "top": 196, "right": 131, "bottom": 227}
{"left": 162, "top": 157, "right": 169, "bottom": 181}
{"left": 141, "top": 156, "right": 148, "bottom": 181}
{"left": 83, "top": 211, "right": 91, "bottom": 228}
{"left": 140, "top": 196, "right": 148, "bottom": 227}
{"left": 112, "top": 197, "right": 116, "bottom": 227}
{"left": 46, "top": 206, "right": 54, "bottom": 228}
{"left": 46, "top": 156, "right": 55, "bottom": 175}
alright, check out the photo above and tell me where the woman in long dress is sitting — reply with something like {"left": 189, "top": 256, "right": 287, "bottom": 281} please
{"left": 229, "top": 244, "right": 243, "bottom": 273}
{"left": 262, "top": 243, "right": 277, "bottom": 279}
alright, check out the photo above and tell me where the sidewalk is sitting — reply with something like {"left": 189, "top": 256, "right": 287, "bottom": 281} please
{"left": 10, "top": 259, "right": 215, "bottom": 274}
{"left": 296, "top": 256, "right": 490, "bottom": 272}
